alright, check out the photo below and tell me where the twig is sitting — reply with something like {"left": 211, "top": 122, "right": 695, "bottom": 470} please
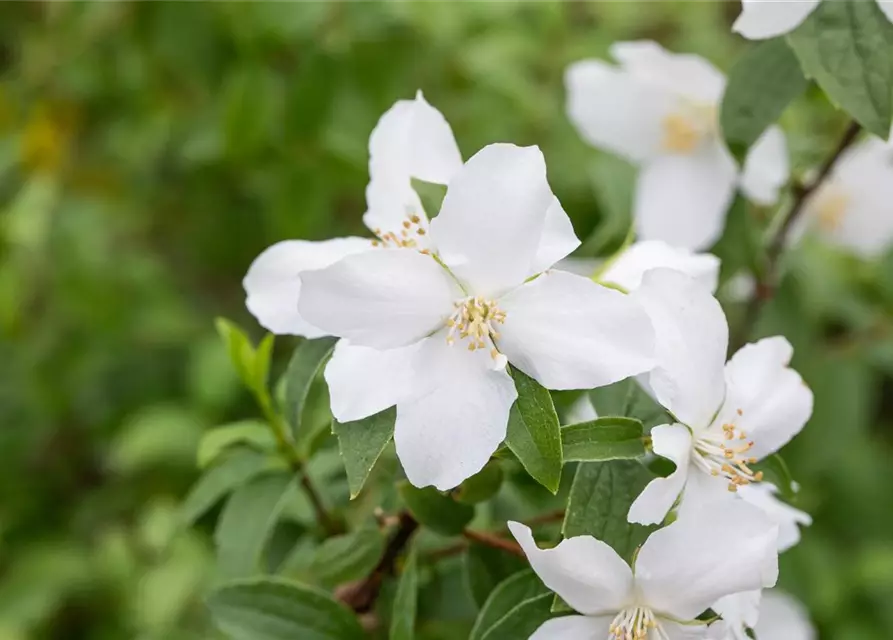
{"left": 732, "top": 120, "right": 861, "bottom": 351}
{"left": 463, "top": 530, "right": 525, "bottom": 558}
{"left": 524, "top": 509, "right": 566, "bottom": 527}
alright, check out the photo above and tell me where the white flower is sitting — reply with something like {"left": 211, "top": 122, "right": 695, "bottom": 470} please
{"left": 799, "top": 136, "right": 893, "bottom": 258}
{"left": 626, "top": 268, "right": 813, "bottom": 525}
{"left": 509, "top": 499, "right": 779, "bottom": 640}
{"left": 738, "top": 483, "right": 812, "bottom": 553}
{"left": 734, "top": 0, "right": 893, "bottom": 40}
{"left": 243, "top": 91, "right": 462, "bottom": 337}
{"left": 565, "top": 41, "right": 789, "bottom": 251}
{"left": 710, "top": 590, "right": 815, "bottom": 640}
{"left": 299, "top": 144, "right": 655, "bottom": 490}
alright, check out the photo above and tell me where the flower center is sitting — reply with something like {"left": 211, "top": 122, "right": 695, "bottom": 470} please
{"left": 610, "top": 606, "right": 661, "bottom": 640}
{"left": 814, "top": 188, "right": 849, "bottom": 233}
{"left": 692, "top": 410, "right": 763, "bottom": 492}
{"left": 371, "top": 212, "right": 429, "bottom": 251}
{"left": 661, "top": 105, "right": 715, "bottom": 154}
{"left": 446, "top": 296, "right": 507, "bottom": 365}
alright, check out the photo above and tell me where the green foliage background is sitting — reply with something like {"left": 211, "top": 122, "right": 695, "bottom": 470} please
{"left": 0, "top": 2, "right": 891, "bottom": 638}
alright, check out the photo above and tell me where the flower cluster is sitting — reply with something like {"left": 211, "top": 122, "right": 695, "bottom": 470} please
{"left": 236, "top": 27, "right": 893, "bottom": 634}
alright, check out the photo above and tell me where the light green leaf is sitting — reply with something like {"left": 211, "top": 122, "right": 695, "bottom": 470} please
{"left": 720, "top": 37, "right": 808, "bottom": 152}
{"left": 788, "top": 0, "right": 893, "bottom": 138}
{"left": 455, "top": 461, "right": 504, "bottom": 505}
{"left": 332, "top": 406, "right": 396, "bottom": 498}
{"left": 506, "top": 368, "right": 563, "bottom": 494}
{"left": 197, "top": 420, "right": 277, "bottom": 469}
{"left": 181, "top": 449, "right": 282, "bottom": 526}
{"left": 398, "top": 481, "right": 475, "bottom": 536}
{"left": 207, "top": 577, "right": 365, "bottom": 640}
{"left": 389, "top": 547, "right": 419, "bottom": 640}
{"left": 588, "top": 378, "right": 668, "bottom": 430}
{"left": 215, "top": 473, "right": 296, "bottom": 580}
{"left": 563, "top": 460, "right": 655, "bottom": 564}
{"left": 561, "top": 417, "right": 645, "bottom": 462}
{"left": 215, "top": 318, "right": 273, "bottom": 396}
{"left": 283, "top": 337, "right": 338, "bottom": 440}
{"left": 470, "top": 570, "right": 549, "bottom": 640}
{"left": 464, "top": 543, "right": 527, "bottom": 609}
{"left": 480, "top": 593, "right": 557, "bottom": 640}
{"left": 308, "top": 523, "right": 385, "bottom": 588}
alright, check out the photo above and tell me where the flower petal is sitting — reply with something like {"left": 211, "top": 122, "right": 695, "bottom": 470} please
{"left": 717, "top": 336, "right": 813, "bottom": 460}
{"left": 880, "top": 0, "right": 893, "bottom": 24}
{"left": 610, "top": 40, "right": 726, "bottom": 104}
{"left": 634, "top": 141, "right": 739, "bottom": 251}
{"left": 529, "top": 197, "right": 581, "bottom": 275}
{"left": 565, "top": 59, "right": 679, "bottom": 163}
{"left": 363, "top": 177, "right": 429, "bottom": 245}
{"left": 394, "top": 332, "right": 516, "bottom": 490}
{"left": 732, "top": 0, "right": 821, "bottom": 40}
{"left": 430, "top": 144, "right": 555, "bottom": 297}
{"left": 628, "top": 423, "right": 693, "bottom": 526}
{"left": 566, "top": 394, "right": 598, "bottom": 424}
{"left": 530, "top": 615, "right": 613, "bottom": 640}
{"left": 738, "top": 483, "right": 812, "bottom": 552}
{"left": 508, "top": 521, "right": 633, "bottom": 616}
{"left": 324, "top": 340, "right": 421, "bottom": 422}
{"left": 244, "top": 238, "right": 372, "bottom": 337}
{"left": 631, "top": 269, "right": 728, "bottom": 429}
{"left": 754, "top": 590, "right": 816, "bottom": 640}
{"left": 677, "top": 467, "right": 735, "bottom": 521}
{"left": 498, "top": 271, "right": 655, "bottom": 390}
{"left": 298, "top": 249, "right": 459, "bottom": 349}
{"left": 712, "top": 590, "right": 762, "bottom": 639}
{"left": 636, "top": 499, "right": 779, "bottom": 621}
{"left": 661, "top": 620, "right": 711, "bottom": 640}
{"left": 601, "top": 240, "right": 720, "bottom": 293}
{"left": 368, "top": 91, "right": 462, "bottom": 185}
{"left": 740, "top": 126, "right": 789, "bottom": 206}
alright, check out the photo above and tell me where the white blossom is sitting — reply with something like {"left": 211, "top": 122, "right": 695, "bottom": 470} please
{"left": 626, "top": 269, "right": 813, "bottom": 526}
{"left": 734, "top": 0, "right": 893, "bottom": 40}
{"left": 738, "top": 483, "right": 812, "bottom": 553}
{"left": 299, "top": 144, "right": 655, "bottom": 490}
{"left": 710, "top": 590, "right": 815, "bottom": 640}
{"left": 509, "top": 499, "right": 779, "bottom": 640}
{"left": 565, "top": 41, "right": 789, "bottom": 251}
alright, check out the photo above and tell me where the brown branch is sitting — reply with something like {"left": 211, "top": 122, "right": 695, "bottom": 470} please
{"left": 463, "top": 530, "right": 525, "bottom": 558}
{"left": 731, "top": 120, "right": 862, "bottom": 352}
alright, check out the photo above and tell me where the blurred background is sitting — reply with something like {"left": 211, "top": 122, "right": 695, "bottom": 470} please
{"left": 1, "top": 2, "right": 892, "bottom": 638}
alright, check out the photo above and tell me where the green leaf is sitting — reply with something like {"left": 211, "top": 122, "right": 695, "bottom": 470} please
{"left": 480, "top": 593, "right": 557, "bottom": 640}
{"left": 505, "top": 368, "right": 563, "bottom": 494}
{"left": 283, "top": 337, "right": 338, "bottom": 440}
{"left": 398, "top": 481, "right": 475, "bottom": 536}
{"left": 720, "top": 37, "right": 808, "bottom": 151}
{"left": 588, "top": 378, "right": 667, "bottom": 430}
{"left": 788, "top": 0, "right": 893, "bottom": 138}
{"left": 470, "top": 570, "right": 549, "bottom": 640}
{"left": 215, "top": 318, "right": 274, "bottom": 396}
{"left": 755, "top": 454, "right": 798, "bottom": 501}
{"left": 455, "top": 461, "right": 504, "bottom": 505}
{"left": 562, "top": 460, "right": 655, "bottom": 563}
{"left": 308, "top": 523, "right": 385, "bottom": 588}
{"left": 181, "top": 449, "right": 282, "bottom": 526}
{"left": 207, "top": 577, "right": 365, "bottom": 640}
{"left": 389, "top": 547, "right": 419, "bottom": 640}
{"left": 332, "top": 406, "right": 396, "bottom": 498}
{"left": 464, "top": 543, "right": 527, "bottom": 608}
{"left": 215, "top": 473, "right": 296, "bottom": 580}
{"left": 561, "top": 417, "right": 645, "bottom": 462}
{"left": 197, "top": 420, "right": 277, "bottom": 469}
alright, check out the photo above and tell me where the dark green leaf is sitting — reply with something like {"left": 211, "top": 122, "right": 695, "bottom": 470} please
{"left": 788, "top": 0, "right": 893, "bottom": 138}
{"left": 308, "top": 523, "right": 385, "bottom": 588}
{"left": 389, "top": 547, "right": 419, "bottom": 640}
{"left": 506, "top": 368, "right": 563, "bottom": 494}
{"left": 197, "top": 420, "right": 277, "bottom": 469}
{"left": 470, "top": 570, "right": 549, "bottom": 640}
{"left": 215, "top": 473, "right": 296, "bottom": 580}
{"left": 562, "top": 460, "right": 655, "bottom": 563}
{"left": 561, "top": 417, "right": 645, "bottom": 462}
{"left": 720, "top": 37, "right": 808, "bottom": 150}
{"left": 332, "top": 406, "right": 396, "bottom": 498}
{"left": 283, "top": 337, "right": 338, "bottom": 440}
{"left": 207, "top": 577, "right": 365, "bottom": 640}
{"left": 480, "top": 593, "right": 557, "bottom": 640}
{"left": 455, "top": 461, "right": 504, "bottom": 505}
{"left": 464, "top": 543, "right": 527, "bottom": 609}
{"left": 181, "top": 449, "right": 283, "bottom": 526}
{"left": 588, "top": 378, "right": 667, "bottom": 430}
{"left": 398, "top": 481, "right": 474, "bottom": 536}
